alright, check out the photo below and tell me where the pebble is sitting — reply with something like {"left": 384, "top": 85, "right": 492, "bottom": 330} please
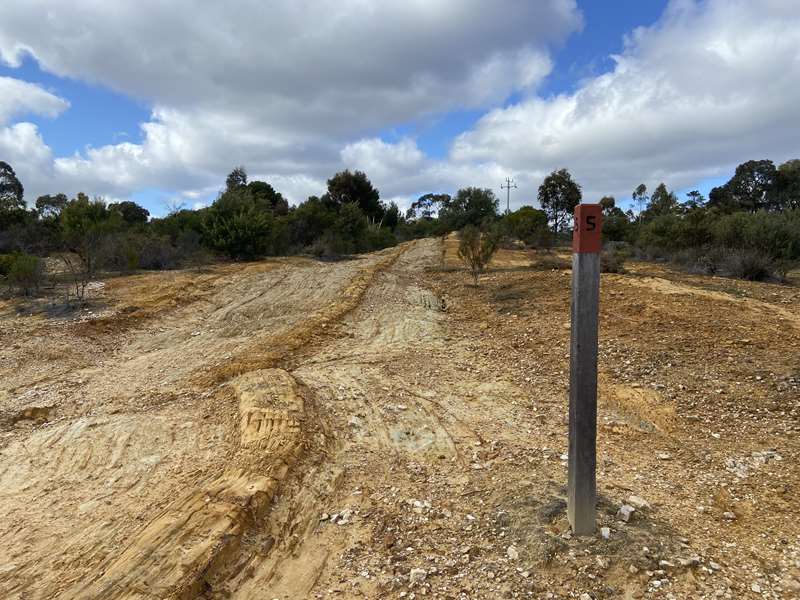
{"left": 332, "top": 508, "right": 353, "bottom": 525}
{"left": 617, "top": 504, "right": 635, "bottom": 522}
{"left": 627, "top": 495, "right": 650, "bottom": 509}
{"left": 679, "top": 556, "right": 701, "bottom": 567}
{"left": 409, "top": 568, "right": 427, "bottom": 583}
{"left": 601, "top": 526, "right": 611, "bottom": 540}
{"left": 506, "top": 545, "right": 519, "bottom": 560}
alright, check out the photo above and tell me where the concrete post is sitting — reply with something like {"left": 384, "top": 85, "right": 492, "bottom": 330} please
{"left": 568, "top": 203, "right": 603, "bottom": 536}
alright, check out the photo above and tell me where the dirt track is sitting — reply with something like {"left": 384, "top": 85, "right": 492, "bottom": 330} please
{"left": 1, "top": 238, "right": 799, "bottom": 599}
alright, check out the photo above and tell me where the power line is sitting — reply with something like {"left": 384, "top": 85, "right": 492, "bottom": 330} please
{"left": 501, "top": 177, "right": 517, "bottom": 214}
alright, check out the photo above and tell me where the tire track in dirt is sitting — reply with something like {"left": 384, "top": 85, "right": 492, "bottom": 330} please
{"left": 197, "top": 245, "right": 406, "bottom": 386}
{"left": 224, "top": 238, "right": 493, "bottom": 597}
{"left": 51, "top": 245, "right": 408, "bottom": 599}
{"left": 68, "top": 369, "right": 309, "bottom": 599}
{"left": 0, "top": 245, "right": 407, "bottom": 599}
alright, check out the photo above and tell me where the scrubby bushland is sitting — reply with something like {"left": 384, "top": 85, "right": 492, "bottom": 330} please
{"left": 633, "top": 209, "right": 799, "bottom": 281}
{"left": 602, "top": 159, "right": 800, "bottom": 282}
{"left": 2, "top": 157, "right": 798, "bottom": 289}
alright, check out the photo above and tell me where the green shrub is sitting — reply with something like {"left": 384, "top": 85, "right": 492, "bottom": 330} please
{"left": 363, "top": 227, "right": 397, "bottom": 252}
{"left": 712, "top": 210, "right": 800, "bottom": 261}
{"left": 501, "top": 206, "right": 549, "bottom": 247}
{"left": 203, "top": 189, "right": 283, "bottom": 259}
{"left": 3, "top": 252, "right": 44, "bottom": 295}
{"left": 0, "top": 253, "right": 14, "bottom": 277}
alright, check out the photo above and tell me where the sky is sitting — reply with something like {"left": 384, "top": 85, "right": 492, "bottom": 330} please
{"left": 1, "top": 0, "right": 799, "bottom": 217}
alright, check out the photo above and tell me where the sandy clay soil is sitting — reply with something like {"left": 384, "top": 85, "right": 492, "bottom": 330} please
{"left": 0, "top": 236, "right": 798, "bottom": 599}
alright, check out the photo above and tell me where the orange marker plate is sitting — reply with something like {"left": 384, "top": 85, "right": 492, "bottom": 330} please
{"left": 572, "top": 204, "right": 603, "bottom": 254}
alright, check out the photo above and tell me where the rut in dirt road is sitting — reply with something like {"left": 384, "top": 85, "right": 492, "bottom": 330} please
{"left": 0, "top": 245, "right": 404, "bottom": 598}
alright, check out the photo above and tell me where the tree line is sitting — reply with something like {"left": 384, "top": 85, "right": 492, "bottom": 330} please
{"left": 1, "top": 154, "right": 798, "bottom": 299}
{"left": 0, "top": 162, "right": 537, "bottom": 299}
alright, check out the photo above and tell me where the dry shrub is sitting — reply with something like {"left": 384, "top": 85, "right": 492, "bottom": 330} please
{"left": 601, "top": 243, "right": 628, "bottom": 273}
{"left": 722, "top": 249, "right": 776, "bottom": 281}
{"left": 533, "top": 255, "right": 570, "bottom": 271}
{"left": 458, "top": 225, "right": 498, "bottom": 284}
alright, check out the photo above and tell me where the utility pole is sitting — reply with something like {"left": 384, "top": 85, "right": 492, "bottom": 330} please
{"left": 501, "top": 177, "right": 517, "bottom": 214}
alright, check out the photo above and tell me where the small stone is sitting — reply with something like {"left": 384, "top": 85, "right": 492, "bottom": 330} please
{"left": 657, "top": 452, "right": 672, "bottom": 461}
{"left": 337, "top": 508, "right": 353, "bottom": 525}
{"left": 617, "top": 504, "right": 635, "bottom": 522}
{"left": 722, "top": 511, "right": 736, "bottom": 521}
{"left": 506, "top": 545, "right": 519, "bottom": 560}
{"left": 580, "top": 594, "right": 592, "bottom": 600}
{"left": 628, "top": 565, "right": 639, "bottom": 574}
{"left": 601, "top": 526, "right": 611, "bottom": 540}
{"left": 627, "top": 495, "right": 650, "bottom": 509}
{"left": 409, "top": 568, "right": 427, "bottom": 584}
{"left": 679, "top": 556, "right": 700, "bottom": 568}
{"left": 709, "top": 561, "right": 722, "bottom": 571}
{"left": 750, "top": 583, "right": 761, "bottom": 593}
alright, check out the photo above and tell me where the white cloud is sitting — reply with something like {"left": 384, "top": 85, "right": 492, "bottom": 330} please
{"left": 0, "top": 76, "right": 68, "bottom": 125}
{"left": 0, "top": 1, "right": 578, "bottom": 207}
{"left": 1, "top": 0, "right": 799, "bottom": 214}
{"left": 449, "top": 0, "right": 800, "bottom": 205}
{"left": 0, "top": 79, "right": 67, "bottom": 199}
{"left": 0, "top": 123, "right": 55, "bottom": 194}
{"left": 341, "top": 138, "right": 424, "bottom": 180}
